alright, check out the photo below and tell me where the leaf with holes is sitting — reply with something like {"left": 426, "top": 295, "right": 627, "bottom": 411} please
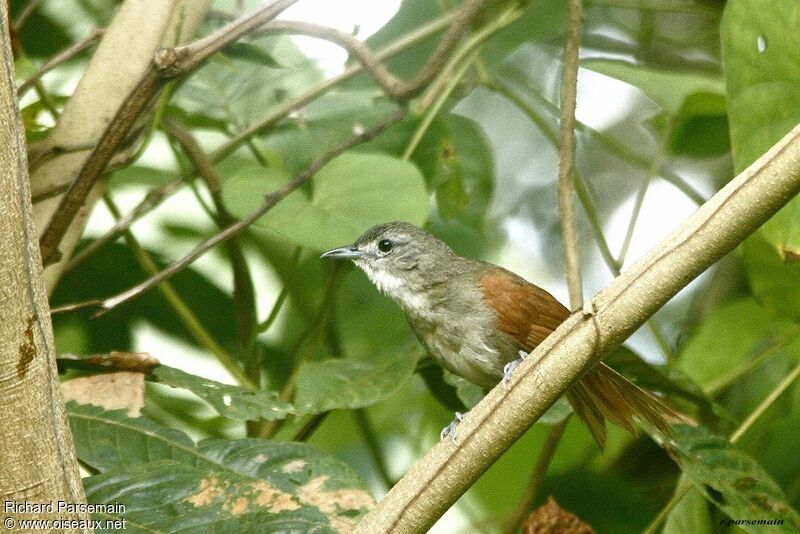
{"left": 148, "top": 365, "right": 294, "bottom": 422}
{"left": 69, "top": 404, "right": 372, "bottom": 532}
{"left": 670, "top": 425, "right": 800, "bottom": 533}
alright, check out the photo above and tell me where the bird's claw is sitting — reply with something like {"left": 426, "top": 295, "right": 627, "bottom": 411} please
{"left": 440, "top": 411, "right": 465, "bottom": 443}
{"left": 502, "top": 350, "right": 528, "bottom": 387}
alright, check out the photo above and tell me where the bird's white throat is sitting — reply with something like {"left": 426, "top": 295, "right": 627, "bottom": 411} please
{"left": 356, "top": 262, "right": 426, "bottom": 311}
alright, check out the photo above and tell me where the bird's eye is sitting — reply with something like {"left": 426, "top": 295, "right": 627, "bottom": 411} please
{"left": 377, "top": 239, "right": 393, "bottom": 253}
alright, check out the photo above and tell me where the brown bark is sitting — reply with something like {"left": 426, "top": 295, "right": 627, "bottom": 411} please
{"left": 0, "top": 3, "right": 86, "bottom": 530}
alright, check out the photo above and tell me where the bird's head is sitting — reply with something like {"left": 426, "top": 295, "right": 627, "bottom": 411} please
{"left": 321, "top": 221, "right": 454, "bottom": 306}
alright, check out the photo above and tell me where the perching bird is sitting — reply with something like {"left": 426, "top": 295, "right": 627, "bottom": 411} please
{"left": 322, "top": 221, "right": 681, "bottom": 447}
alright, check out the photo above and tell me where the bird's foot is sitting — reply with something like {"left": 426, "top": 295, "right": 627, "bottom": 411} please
{"left": 502, "top": 350, "right": 528, "bottom": 387}
{"left": 440, "top": 411, "right": 465, "bottom": 443}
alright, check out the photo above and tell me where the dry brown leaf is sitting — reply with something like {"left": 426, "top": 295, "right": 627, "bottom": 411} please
{"left": 523, "top": 496, "right": 595, "bottom": 534}
{"left": 62, "top": 371, "right": 145, "bottom": 416}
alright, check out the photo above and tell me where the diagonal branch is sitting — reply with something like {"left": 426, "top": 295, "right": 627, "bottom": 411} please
{"left": 95, "top": 106, "right": 408, "bottom": 314}
{"left": 352, "top": 123, "right": 800, "bottom": 533}
{"left": 37, "top": 0, "right": 298, "bottom": 266}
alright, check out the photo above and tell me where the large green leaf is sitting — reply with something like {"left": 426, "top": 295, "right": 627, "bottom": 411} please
{"left": 222, "top": 153, "right": 429, "bottom": 251}
{"left": 583, "top": 59, "right": 724, "bottom": 115}
{"left": 411, "top": 114, "right": 493, "bottom": 226}
{"left": 678, "top": 299, "right": 796, "bottom": 390}
{"left": 722, "top": 0, "right": 800, "bottom": 258}
{"left": 70, "top": 404, "right": 373, "bottom": 533}
{"left": 744, "top": 235, "right": 800, "bottom": 322}
{"left": 294, "top": 349, "right": 419, "bottom": 414}
{"left": 670, "top": 425, "right": 800, "bottom": 533}
{"left": 173, "top": 36, "right": 322, "bottom": 128}
{"left": 149, "top": 365, "right": 294, "bottom": 422}
{"left": 663, "top": 476, "right": 712, "bottom": 534}
{"left": 69, "top": 403, "right": 198, "bottom": 472}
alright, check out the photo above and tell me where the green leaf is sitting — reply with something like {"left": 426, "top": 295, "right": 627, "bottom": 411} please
{"left": 222, "top": 153, "right": 429, "bottom": 251}
{"left": 149, "top": 365, "right": 295, "bottom": 422}
{"left": 294, "top": 349, "right": 419, "bottom": 414}
{"left": 220, "top": 41, "right": 283, "bottom": 68}
{"left": 722, "top": 0, "right": 800, "bottom": 258}
{"left": 743, "top": 235, "right": 800, "bottom": 322}
{"left": 722, "top": 0, "right": 800, "bottom": 172}
{"left": 663, "top": 475, "right": 713, "bottom": 534}
{"left": 412, "top": 114, "right": 493, "bottom": 226}
{"left": 174, "top": 36, "right": 322, "bottom": 128}
{"left": 68, "top": 402, "right": 207, "bottom": 472}
{"left": 678, "top": 299, "right": 794, "bottom": 389}
{"left": 71, "top": 405, "right": 373, "bottom": 533}
{"left": 442, "top": 370, "right": 484, "bottom": 409}
{"left": 668, "top": 92, "right": 730, "bottom": 157}
{"left": 670, "top": 425, "right": 800, "bottom": 533}
{"left": 583, "top": 59, "right": 724, "bottom": 115}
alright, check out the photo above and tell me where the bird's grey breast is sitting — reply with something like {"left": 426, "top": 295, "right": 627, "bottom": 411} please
{"left": 402, "top": 276, "right": 511, "bottom": 388}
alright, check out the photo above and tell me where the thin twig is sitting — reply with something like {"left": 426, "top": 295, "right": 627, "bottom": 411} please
{"left": 506, "top": 4, "right": 583, "bottom": 531}
{"left": 558, "top": 0, "right": 585, "bottom": 310}
{"left": 293, "top": 411, "right": 331, "bottom": 442}
{"left": 64, "top": 177, "right": 185, "bottom": 270}
{"left": 18, "top": 29, "right": 104, "bottom": 96}
{"left": 12, "top": 0, "right": 42, "bottom": 31}
{"left": 483, "top": 77, "right": 675, "bottom": 360}
{"left": 95, "top": 106, "right": 407, "bottom": 314}
{"left": 729, "top": 357, "right": 800, "bottom": 444}
{"left": 153, "top": 0, "right": 299, "bottom": 75}
{"left": 617, "top": 117, "right": 675, "bottom": 266}
{"left": 704, "top": 325, "right": 800, "bottom": 396}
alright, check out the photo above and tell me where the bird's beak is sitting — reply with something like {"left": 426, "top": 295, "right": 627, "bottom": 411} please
{"left": 321, "top": 244, "right": 364, "bottom": 260}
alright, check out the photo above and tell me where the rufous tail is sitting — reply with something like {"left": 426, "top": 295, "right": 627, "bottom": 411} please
{"left": 565, "top": 362, "right": 689, "bottom": 449}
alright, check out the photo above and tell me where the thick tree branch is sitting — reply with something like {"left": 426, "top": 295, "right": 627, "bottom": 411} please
{"left": 353, "top": 123, "right": 800, "bottom": 533}
{"left": 0, "top": 3, "right": 86, "bottom": 526}
{"left": 31, "top": 0, "right": 213, "bottom": 290}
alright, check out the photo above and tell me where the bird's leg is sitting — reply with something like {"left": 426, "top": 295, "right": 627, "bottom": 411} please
{"left": 502, "top": 350, "right": 528, "bottom": 387}
{"left": 440, "top": 411, "right": 465, "bottom": 443}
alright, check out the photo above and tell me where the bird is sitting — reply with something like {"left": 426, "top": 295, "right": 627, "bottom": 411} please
{"left": 321, "top": 221, "right": 681, "bottom": 447}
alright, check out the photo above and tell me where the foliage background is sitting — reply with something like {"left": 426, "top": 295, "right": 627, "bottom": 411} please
{"left": 11, "top": 0, "right": 800, "bottom": 532}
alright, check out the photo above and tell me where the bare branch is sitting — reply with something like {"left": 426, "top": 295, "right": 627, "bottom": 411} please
{"left": 558, "top": 0, "right": 585, "bottom": 311}
{"left": 353, "top": 122, "right": 800, "bottom": 532}
{"left": 154, "top": 0, "right": 299, "bottom": 76}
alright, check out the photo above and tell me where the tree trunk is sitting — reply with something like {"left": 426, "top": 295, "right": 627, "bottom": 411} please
{"left": 0, "top": 4, "right": 86, "bottom": 530}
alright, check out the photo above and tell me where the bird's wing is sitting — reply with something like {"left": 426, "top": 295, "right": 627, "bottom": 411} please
{"left": 478, "top": 266, "right": 570, "bottom": 351}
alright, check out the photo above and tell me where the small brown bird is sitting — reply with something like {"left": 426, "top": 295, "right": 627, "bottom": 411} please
{"left": 322, "top": 221, "right": 679, "bottom": 447}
